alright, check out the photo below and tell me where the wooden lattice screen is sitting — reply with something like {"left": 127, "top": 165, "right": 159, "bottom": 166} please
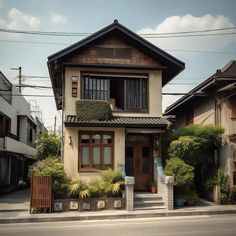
{"left": 30, "top": 176, "right": 52, "bottom": 213}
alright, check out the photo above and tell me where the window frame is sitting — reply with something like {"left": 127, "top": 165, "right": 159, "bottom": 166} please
{"left": 81, "top": 73, "right": 149, "bottom": 113}
{"left": 0, "top": 112, "right": 11, "bottom": 136}
{"left": 81, "top": 76, "right": 110, "bottom": 101}
{"left": 78, "top": 131, "right": 114, "bottom": 172}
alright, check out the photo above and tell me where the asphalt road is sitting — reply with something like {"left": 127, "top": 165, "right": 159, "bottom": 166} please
{"left": 0, "top": 214, "right": 236, "bottom": 236}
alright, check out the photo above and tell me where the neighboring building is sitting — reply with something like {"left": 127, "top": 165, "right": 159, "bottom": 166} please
{"left": 164, "top": 60, "right": 236, "bottom": 196}
{"left": 48, "top": 20, "right": 184, "bottom": 190}
{"left": 0, "top": 72, "right": 38, "bottom": 194}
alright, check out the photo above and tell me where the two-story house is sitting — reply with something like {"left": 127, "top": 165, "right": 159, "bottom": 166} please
{"left": 0, "top": 71, "right": 38, "bottom": 194}
{"left": 48, "top": 20, "right": 184, "bottom": 190}
{"left": 164, "top": 60, "right": 236, "bottom": 201}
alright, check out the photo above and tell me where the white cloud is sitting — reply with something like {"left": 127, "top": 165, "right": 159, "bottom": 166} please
{"left": 7, "top": 8, "right": 40, "bottom": 30}
{"left": 51, "top": 12, "right": 67, "bottom": 25}
{"left": 0, "top": 8, "right": 40, "bottom": 40}
{"left": 0, "top": 0, "right": 3, "bottom": 7}
{"left": 137, "top": 14, "right": 235, "bottom": 51}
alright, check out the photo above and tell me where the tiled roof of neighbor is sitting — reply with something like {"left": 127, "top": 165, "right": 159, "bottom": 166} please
{"left": 164, "top": 60, "right": 236, "bottom": 116}
{"left": 65, "top": 115, "right": 170, "bottom": 128}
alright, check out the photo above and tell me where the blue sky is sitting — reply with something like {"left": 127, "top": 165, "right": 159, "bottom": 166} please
{"left": 0, "top": 0, "right": 236, "bottom": 130}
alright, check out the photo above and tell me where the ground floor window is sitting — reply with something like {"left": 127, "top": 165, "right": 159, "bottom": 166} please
{"left": 78, "top": 131, "right": 114, "bottom": 171}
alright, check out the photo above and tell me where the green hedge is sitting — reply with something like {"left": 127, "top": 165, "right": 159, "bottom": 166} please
{"left": 76, "top": 100, "right": 112, "bottom": 121}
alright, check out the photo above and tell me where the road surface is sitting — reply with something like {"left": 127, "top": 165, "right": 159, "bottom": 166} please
{"left": 0, "top": 214, "right": 236, "bottom": 236}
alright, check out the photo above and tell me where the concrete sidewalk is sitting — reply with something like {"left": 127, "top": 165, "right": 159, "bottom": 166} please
{"left": 1, "top": 189, "right": 236, "bottom": 223}
{"left": 0, "top": 188, "right": 30, "bottom": 212}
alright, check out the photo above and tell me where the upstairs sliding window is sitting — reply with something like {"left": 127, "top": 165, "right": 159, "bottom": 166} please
{"left": 81, "top": 74, "right": 148, "bottom": 112}
{"left": 83, "top": 76, "right": 109, "bottom": 100}
{"left": 125, "top": 78, "right": 147, "bottom": 111}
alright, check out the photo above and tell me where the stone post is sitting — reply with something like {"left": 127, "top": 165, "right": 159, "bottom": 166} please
{"left": 164, "top": 176, "right": 174, "bottom": 210}
{"left": 125, "top": 176, "right": 135, "bottom": 211}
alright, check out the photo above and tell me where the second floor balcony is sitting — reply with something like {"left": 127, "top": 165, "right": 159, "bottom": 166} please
{"left": 0, "top": 133, "right": 36, "bottom": 158}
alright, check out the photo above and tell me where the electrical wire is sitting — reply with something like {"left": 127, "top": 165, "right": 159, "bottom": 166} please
{"left": 0, "top": 26, "right": 236, "bottom": 36}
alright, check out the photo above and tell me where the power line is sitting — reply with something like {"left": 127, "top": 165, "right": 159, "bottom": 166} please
{"left": 139, "top": 26, "right": 236, "bottom": 35}
{"left": 0, "top": 91, "right": 205, "bottom": 97}
{"left": 144, "top": 32, "right": 236, "bottom": 38}
{"left": 23, "top": 75, "right": 50, "bottom": 78}
{"left": 0, "top": 39, "right": 69, "bottom": 45}
{"left": 0, "top": 93, "right": 53, "bottom": 97}
{"left": 0, "top": 26, "right": 236, "bottom": 36}
{"left": 15, "top": 84, "right": 52, "bottom": 89}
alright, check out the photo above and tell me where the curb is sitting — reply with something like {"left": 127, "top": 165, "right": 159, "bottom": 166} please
{"left": 1, "top": 209, "right": 236, "bottom": 224}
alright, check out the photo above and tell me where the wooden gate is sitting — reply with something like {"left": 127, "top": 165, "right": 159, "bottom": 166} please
{"left": 30, "top": 176, "right": 52, "bottom": 213}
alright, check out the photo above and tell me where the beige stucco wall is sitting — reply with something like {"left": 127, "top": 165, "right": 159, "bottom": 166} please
{"left": 63, "top": 126, "right": 125, "bottom": 181}
{"left": 220, "top": 99, "right": 236, "bottom": 136}
{"left": 193, "top": 99, "right": 215, "bottom": 125}
{"left": 219, "top": 99, "right": 236, "bottom": 186}
{"left": 64, "top": 67, "right": 162, "bottom": 117}
{"left": 174, "top": 99, "right": 215, "bottom": 129}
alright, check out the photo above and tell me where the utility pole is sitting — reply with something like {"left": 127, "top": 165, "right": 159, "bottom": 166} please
{"left": 54, "top": 115, "right": 57, "bottom": 134}
{"left": 11, "top": 66, "right": 22, "bottom": 93}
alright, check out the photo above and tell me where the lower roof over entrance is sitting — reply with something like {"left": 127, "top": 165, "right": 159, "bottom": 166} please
{"left": 65, "top": 115, "right": 169, "bottom": 128}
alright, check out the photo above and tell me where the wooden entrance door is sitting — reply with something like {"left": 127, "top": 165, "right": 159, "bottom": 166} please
{"left": 125, "top": 135, "right": 152, "bottom": 190}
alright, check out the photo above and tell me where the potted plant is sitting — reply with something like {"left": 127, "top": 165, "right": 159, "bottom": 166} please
{"left": 149, "top": 180, "right": 157, "bottom": 193}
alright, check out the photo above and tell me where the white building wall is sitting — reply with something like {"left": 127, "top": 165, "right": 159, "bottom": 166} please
{"left": 0, "top": 85, "right": 37, "bottom": 157}
{"left": 0, "top": 86, "right": 31, "bottom": 136}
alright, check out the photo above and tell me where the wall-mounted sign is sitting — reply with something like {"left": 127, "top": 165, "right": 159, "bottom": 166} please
{"left": 72, "top": 87, "right": 77, "bottom": 97}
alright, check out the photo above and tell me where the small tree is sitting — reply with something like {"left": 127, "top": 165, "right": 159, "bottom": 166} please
{"left": 164, "top": 157, "right": 195, "bottom": 200}
{"left": 35, "top": 132, "right": 60, "bottom": 159}
{"left": 164, "top": 157, "right": 194, "bottom": 188}
{"left": 168, "top": 125, "right": 224, "bottom": 166}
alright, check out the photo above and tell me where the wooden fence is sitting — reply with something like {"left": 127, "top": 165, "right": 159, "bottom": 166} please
{"left": 30, "top": 176, "right": 52, "bottom": 213}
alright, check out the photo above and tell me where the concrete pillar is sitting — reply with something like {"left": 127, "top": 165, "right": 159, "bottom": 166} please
{"left": 164, "top": 176, "right": 174, "bottom": 210}
{"left": 125, "top": 176, "right": 135, "bottom": 211}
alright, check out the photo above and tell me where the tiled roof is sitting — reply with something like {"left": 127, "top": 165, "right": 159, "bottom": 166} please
{"left": 65, "top": 115, "right": 169, "bottom": 128}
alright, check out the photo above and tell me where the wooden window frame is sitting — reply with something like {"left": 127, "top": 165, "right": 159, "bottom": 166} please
{"left": 82, "top": 76, "right": 110, "bottom": 101}
{"left": 96, "top": 47, "right": 132, "bottom": 59}
{"left": 124, "top": 78, "right": 148, "bottom": 112}
{"left": 78, "top": 131, "right": 114, "bottom": 172}
{"left": 81, "top": 73, "right": 148, "bottom": 113}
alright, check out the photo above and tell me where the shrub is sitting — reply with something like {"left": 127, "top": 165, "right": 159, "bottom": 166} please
{"left": 86, "top": 169, "right": 124, "bottom": 198}
{"left": 88, "top": 178, "right": 106, "bottom": 198}
{"left": 100, "top": 169, "right": 123, "bottom": 183}
{"left": 32, "top": 156, "right": 70, "bottom": 198}
{"left": 164, "top": 157, "right": 194, "bottom": 188}
{"left": 100, "top": 169, "right": 124, "bottom": 197}
{"left": 68, "top": 179, "right": 89, "bottom": 199}
{"left": 205, "top": 169, "right": 230, "bottom": 204}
